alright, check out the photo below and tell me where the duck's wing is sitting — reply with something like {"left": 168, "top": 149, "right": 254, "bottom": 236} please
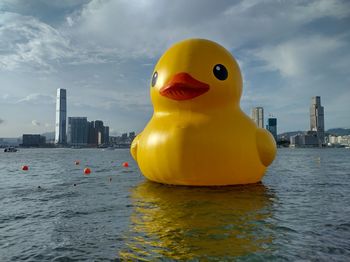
{"left": 130, "top": 133, "right": 141, "bottom": 161}
{"left": 256, "top": 128, "right": 277, "bottom": 167}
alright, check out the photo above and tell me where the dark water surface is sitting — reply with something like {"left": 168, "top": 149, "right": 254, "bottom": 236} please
{"left": 0, "top": 148, "right": 349, "bottom": 261}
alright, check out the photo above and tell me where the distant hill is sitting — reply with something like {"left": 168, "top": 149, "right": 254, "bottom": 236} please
{"left": 326, "top": 128, "right": 350, "bottom": 136}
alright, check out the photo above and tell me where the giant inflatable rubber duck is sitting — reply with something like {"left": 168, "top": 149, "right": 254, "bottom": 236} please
{"left": 131, "top": 39, "right": 276, "bottom": 186}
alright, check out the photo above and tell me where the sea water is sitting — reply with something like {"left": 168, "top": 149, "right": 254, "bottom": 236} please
{"left": 0, "top": 148, "right": 349, "bottom": 261}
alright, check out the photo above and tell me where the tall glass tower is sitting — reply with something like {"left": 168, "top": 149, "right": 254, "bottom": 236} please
{"left": 310, "top": 96, "right": 324, "bottom": 145}
{"left": 55, "top": 88, "right": 67, "bottom": 144}
{"left": 266, "top": 118, "right": 277, "bottom": 141}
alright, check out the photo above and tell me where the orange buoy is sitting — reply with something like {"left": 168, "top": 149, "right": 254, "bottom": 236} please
{"left": 122, "top": 162, "right": 129, "bottom": 167}
{"left": 84, "top": 167, "right": 91, "bottom": 175}
{"left": 22, "top": 165, "right": 29, "bottom": 171}
{"left": 75, "top": 160, "right": 80, "bottom": 165}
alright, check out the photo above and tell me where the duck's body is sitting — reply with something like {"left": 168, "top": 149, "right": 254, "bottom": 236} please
{"left": 131, "top": 39, "right": 276, "bottom": 186}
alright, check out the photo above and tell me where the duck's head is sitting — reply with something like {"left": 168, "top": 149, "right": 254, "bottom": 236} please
{"left": 150, "top": 39, "right": 242, "bottom": 112}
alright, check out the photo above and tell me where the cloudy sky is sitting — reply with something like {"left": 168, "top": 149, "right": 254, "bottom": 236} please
{"left": 0, "top": 0, "right": 349, "bottom": 137}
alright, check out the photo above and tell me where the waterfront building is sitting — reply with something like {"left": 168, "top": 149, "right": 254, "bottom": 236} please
{"left": 328, "top": 135, "right": 340, "bottom": 145}
{"left": 87, "top": 120, "right": 109, "bottom": 146}
{"left": 104, "top": 126, "right": 109, "bottom": 145}
{"left": 266, "top": 118, "right": 277, "bottom": 141}
{"left": 290, "top": 96, "right": 326, "bottom": 148}
{"left": 94, "top": 120, "right": 104, "bottom": 145}
{"left": 67, "top": 117, "right": 88, "bottom": 146}
{"left": 129, "top": 132, "right": 136, "bottom": 141}
{"left": 310, "top": 96, "right": 325, "bottom": 146}
{"left": 121, "top": 133, "right": 128, "bottom": 140}
{"left": 252, "top": 107, "right": 264, "bottom": 128}
{"left": 87, "top": 121, "right": 97, "bottom": 146}
{"left": 109, "top": 131, "right": 137, "bottom": 147}
{"left": 339, "top": 136, "right": 350, "bottom": 147}
{"left": 290, "top": 131, "right": 319, "bottom": 147}
{"left": 22, "top": 134, "right": 46, "bottom": 147}
{"left": 328, "top": 135, "right": 350, "bottom": 147}
{"left": 55, "top": 88, "right": 67, "bottom": 144}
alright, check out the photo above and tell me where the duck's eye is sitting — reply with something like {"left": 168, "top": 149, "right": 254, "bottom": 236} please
{"left": 151, "top": 71, "right": 158, "bottom": 87}
{"left": 213, "top": 64, "right": 228, "bottom": 80}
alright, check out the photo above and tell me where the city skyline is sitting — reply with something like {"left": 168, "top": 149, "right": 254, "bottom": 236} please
{"left": 1, "top": 1, "right": 350, "bottom": 137}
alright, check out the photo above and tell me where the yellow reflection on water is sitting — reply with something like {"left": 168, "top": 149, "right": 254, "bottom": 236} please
{"left": 120, "top": 181, "right": 274, "bottom": 260}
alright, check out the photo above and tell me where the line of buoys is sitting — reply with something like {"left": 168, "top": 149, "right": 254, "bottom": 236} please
{"left": 22, "top": 165, "right": 29, "bottom": 171}
{"left": 73, "top": 159, "right": 131, "bottom": 176}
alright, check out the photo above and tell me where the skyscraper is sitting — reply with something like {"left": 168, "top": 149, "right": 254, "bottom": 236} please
{"left": 67, "top": 117, "right": 88, "bottom": 146}
{"left": 266, "top": 118, "right": 277, "bottom": 141}
{"left": 310, "top": 96, "right": 325, "bottom": 145}
{"left": 94, "top": 120, "right": 104, "bottom": 145}
{"left": 252, "top": 107, "right": 264, "bottom": 128}
{"left": 55, "top": 88, "right": 67, "bottom": 144}
{"left": 87, "top": 120, "right": 110, "bottom": 146}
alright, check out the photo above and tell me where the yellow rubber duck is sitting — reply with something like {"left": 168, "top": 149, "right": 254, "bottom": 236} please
{"left": 131, "top": 39, "right": 276, "bottom": 186}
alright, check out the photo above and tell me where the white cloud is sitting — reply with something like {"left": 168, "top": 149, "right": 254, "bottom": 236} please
{"left": 0, "top": 12, "right": 73, "bottom": 72}
{"left": 66, "top": 16, "right": 74, "bottom": 27}
{"left": 252, "top": 35, "right": 346, "bottom": 77}
{"left": 31, "top": 120, "right": 40, "bottom": 126}
{"left": 2, "top": 0, "right": 349, "bottom": 70}
{"left": 58, "top": 0, "right": 350, "bottom": 63}
{"left": 291, "top": 0, "right": 350, "bottom": 22}
{"left": 17, "top": 93, "right": 55, "bottom": 104}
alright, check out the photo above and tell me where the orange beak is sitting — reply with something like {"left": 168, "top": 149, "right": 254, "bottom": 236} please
{"left": 159, "top": 72, "right": 210, "bottom": 101}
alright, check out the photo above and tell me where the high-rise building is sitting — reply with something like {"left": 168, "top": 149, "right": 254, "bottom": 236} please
{"left": 266, "top": 118, "right": 277, "bottom": 141}
{"left": 104, "top": 126, "right": 109, "bottom": 144}
{"left": 87, "top": 121, "right": 97, "bottom": 146}
{"left": 94, "top": 120, "right": 104, "bottom": 145}
{"left": 252, "top": 107, "right": 264, "bottom": 128}
{"left": 55, "top": 88, "right": 67, "bottom": 144}
{"left": 67, "top": 117, "right": 88, "bottom": 146}
{"left": 86, "top": 120, "right": 109, "bottom": 146}
{"left": 310, "top": 96, "right": 325, "bottom": 145}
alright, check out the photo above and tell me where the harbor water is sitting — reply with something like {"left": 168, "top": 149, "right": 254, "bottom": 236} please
{"left": 0, "top": 148, "right": 349, "bottom": 261}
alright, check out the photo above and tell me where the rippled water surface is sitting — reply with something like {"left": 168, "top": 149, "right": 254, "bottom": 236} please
{"left": 1, "top": 148, "right": 349, "bottom": 261}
